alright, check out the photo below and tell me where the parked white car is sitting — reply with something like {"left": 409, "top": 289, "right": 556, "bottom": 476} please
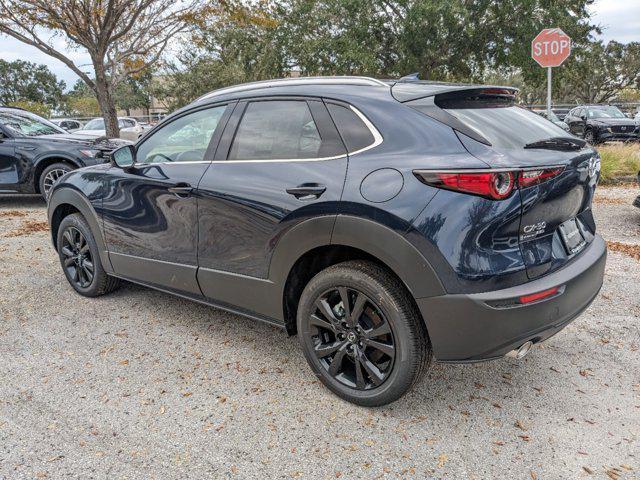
{"left": 75, "top": 117, "right": 144, "bottom": 141}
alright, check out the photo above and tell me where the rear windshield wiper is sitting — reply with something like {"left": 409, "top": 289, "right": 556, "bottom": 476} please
{"left": 524, "top": 137, "right": 586, "bottom": 151}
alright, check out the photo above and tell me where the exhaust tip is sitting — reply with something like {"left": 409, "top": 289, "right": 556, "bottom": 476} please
{"left": 506, "top": 341, "right": 534, "bottom": 359}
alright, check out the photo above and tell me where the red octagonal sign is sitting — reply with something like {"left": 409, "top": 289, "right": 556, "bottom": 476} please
{"left": 531, "top": 28, "right": 571, "bottom": 67}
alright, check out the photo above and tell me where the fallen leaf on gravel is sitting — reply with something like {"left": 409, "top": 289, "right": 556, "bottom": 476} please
{"left": 550, "top": 366, "right": 560, "bottom": 373}
{"left": 606, "top": 241, "right": 640, "bottom": 262}
{"left": 582, "top": 466, "right": 593, "bottom": 474}
{"left": 530, "top": 472, "right": 537, "bottom": 480}
{"left": 436, "top": 454, "right": 448, "bottom": 468}
{"left": 606, "top": 468, "right": 621, "bottom": 479}
{"left": 474, "top": 382, "right": 484, "bottom": 389}
{"left": 0, "top": 210, "right": 27, "bottom": 217}
{"left": 518, "top": 435, "right": 530, "bottom": 442}
{"left": 182, "top": 391, "right": 192, "bottom": 397}
{"left": 119, "top": 359, "right": 129, "bottom": 365}
{"left": 514, "top": 420, "right": 528, "bottom": 431}
{"left": 493, "top": 440, "right": 505, "bottom": 446}
{"left": 230, "top": 466, "right": 238, "bottom": 474}
{"left": 579, "top": 369, "right": 594, "bottom": 377}
{"left": 621, "top": 465, "right": 634, "bottom": 471}
{"left": 492, "top": 403, "right": 502, "bottom": 409}
{"left": 4, "top": 220, "right": 49, "bottom": 237}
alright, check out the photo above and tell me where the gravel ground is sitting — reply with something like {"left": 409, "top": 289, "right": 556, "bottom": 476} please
{"left": 0, "top": 189, "right": 639, "bottom": 480}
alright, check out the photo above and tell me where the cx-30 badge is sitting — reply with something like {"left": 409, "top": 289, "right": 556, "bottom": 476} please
{"left": 522, "top": 221, "right": 547, "bottom": 240}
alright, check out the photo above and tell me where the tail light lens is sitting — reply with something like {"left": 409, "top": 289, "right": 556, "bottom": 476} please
{"left": 518, "top": 167, "right": 565, "bottom": 187}
{"left": 414, "top": 166, "right": 564, "bottom": 200}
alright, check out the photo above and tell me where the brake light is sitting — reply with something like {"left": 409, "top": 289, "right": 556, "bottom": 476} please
{"left": 518, "top": 167, "right": 565, "bottom": 187}
{"left": 519, "top": 287, "right": 559, "bottom": 304}
{"left": 413, "top": 166, "right": 564, "bottom": 200}
{"left": 415, "top": 171, "right": 515, "bottom": 200}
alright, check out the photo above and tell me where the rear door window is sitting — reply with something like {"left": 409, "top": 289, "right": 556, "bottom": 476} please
{"left": 326, "top": 103, "right": 375, "bottom": 153}
{"left": 228, "top": 100, "right": 323, "bottom": 160}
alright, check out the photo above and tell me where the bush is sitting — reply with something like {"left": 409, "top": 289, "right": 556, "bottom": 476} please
{"left": 597, "top": 143, "right": 640, "bottom": 184}
{"left": 8, "top": 100, "right": 51, "bottom": 118}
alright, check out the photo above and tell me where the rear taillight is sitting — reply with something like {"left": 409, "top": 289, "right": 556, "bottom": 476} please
{"left": 415, "top": 171, "right": 515, "bottom": 200}
{"left": 518, "top": 167, "right": 565, "bottom": 188}
{"left": 413, "top": 166, "right": 564, "bottom": 200}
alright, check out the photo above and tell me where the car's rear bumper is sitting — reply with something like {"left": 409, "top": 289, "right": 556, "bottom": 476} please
{"left": 416, "top": 235, "right": 607, "bottom": 362}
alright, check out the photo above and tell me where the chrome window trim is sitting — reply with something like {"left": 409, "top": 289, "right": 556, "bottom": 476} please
{"left": 130, "top": 105, "right": 383, "bottom": 166}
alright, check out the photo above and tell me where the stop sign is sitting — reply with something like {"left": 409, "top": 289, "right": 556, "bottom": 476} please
{"left": 531, "top": 28, "right": 571, "bottom": 67}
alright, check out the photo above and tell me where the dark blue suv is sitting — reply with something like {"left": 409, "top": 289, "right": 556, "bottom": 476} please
{"left": 47, "top": 77, "right": 606, "bottom": 406}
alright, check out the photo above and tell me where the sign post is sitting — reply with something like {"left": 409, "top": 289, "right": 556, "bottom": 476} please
{"left": 531, "top": 28, "right": 571, "bottom": 117}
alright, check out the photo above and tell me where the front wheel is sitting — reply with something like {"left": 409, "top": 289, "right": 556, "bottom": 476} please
{"left": 57, "top": 213, "right": 120, "bottom": 297}
{"left": 40, "top": 162, "right": 73, "bottom": 199}
{"left": 297, "top": 260, "right": 431, "bottom": 406}
{"left": 584, "top": 129, "right": 596, "bottom": 145}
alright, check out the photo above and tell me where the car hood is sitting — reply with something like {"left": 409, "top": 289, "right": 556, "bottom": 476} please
{"left": 32, "top": 133, "right": 132, "bottom": 150}
{"left": 590, "top": 117, "right": 636, "bottom": 127}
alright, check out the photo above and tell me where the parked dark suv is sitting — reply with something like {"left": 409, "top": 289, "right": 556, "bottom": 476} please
{"left": 0, "top": 106, "right": 127, "bottom": 198}
{"left": 564, "top": 105, "right": 639, "bottom": 144}
{"left": 47, "top": 77, "right": 606, "bottom": 406}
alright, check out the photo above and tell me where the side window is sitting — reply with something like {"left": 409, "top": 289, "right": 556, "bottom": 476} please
{"left": 228, "top": 100, "right": 322, "bottom": 160}
{"left": 136, "top": 106, "right": 226, "bottom": 164}
{"left": 326, "top": 103, "right": 376, "bottom": 153}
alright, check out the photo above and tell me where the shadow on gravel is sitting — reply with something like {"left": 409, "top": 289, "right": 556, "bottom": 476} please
{"left": 0, "top": 195, "right": 46, "bottom": 208}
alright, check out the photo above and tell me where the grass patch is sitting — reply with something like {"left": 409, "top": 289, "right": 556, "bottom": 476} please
{"left": 597, "top": 143, "right": 640, "bottom": 185}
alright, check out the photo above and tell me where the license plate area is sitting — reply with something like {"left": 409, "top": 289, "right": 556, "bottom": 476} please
{"left": 558, "top": 218, "right": 586, "bottom": 255}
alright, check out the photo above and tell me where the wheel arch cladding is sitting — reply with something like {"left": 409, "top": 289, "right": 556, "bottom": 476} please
{"left": 274, "top": 215, "right": 445, "bottom": 334}
{"left": 48, "top": 188, "right": 113, "bottom": 274}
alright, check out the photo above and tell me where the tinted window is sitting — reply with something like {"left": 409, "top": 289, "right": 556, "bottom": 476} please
{"left": 122, "top": 119, "right": 136, "bottom": 128}
{"left": 136, "top": 106, "right": 226, "bottom": 164}
{"left": 327, "top": 103, "right": 375, "bottom": 153}
{"left": 228, "top": 101, "right": 322, "bottom": 160}
{"left": 424, "top": 104, "right": 569, "bottom": 150}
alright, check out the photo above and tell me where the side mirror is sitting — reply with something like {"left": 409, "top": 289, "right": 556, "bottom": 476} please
{"left": 580, "top": 115, "right": 587, "bottom": 121}
{"left": 111, "top": 144, "right": 136, "bottom": 168}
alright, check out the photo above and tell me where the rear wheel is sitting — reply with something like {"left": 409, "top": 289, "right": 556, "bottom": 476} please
{"left": 40, "top": 162, "right": 73, "bottom": 199}
{"left": 297, "top": 260, "right": 431, "bottom": 406}
{"left": 57, "top": 213, "right": 120, "bottom": 297}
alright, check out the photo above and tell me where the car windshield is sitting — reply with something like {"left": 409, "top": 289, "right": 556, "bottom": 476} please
{"left": 588, "top": 106, "right": 626, "bottom": 119}
{"left": 0, "top": 110, "right": 66, "bottom": 137}
{"left": 83, "top": 118, "right": 105, "bottom": 130}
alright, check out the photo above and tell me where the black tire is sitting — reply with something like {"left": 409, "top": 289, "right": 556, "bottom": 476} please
{"left": 297, "top": 260, "right": 431, "bottom": 407}
{"left": 39, "top": 162, "right": 73, "bottom": 199}
{"left": 584, "top": 129, "right": 596, "bottom": 145}
{"left": 57, "top": 213, "right": 120, "bottom": 297}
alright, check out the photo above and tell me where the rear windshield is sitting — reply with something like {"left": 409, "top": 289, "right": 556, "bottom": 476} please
{"left": 440, "top": 105, "right": 568, "bottom": 150}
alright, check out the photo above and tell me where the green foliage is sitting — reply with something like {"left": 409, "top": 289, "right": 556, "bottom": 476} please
{"left": 8, "top": 100, "right": 51, "bottom": 118}
{"left": 597, "top": 144, "right": 640, "bottom": 185}
{"left": 0, "top": 60, "right": 65, "bottom": 109}
{"left": 157, "top": 0, "right": 605, "bottom": 108}
{"left": 115, "top": 70, "right": 153, "bottom": 114}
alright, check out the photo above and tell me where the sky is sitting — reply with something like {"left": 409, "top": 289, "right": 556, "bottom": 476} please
{"left": 0, "top": 0, "right": 639, "bottom": 90}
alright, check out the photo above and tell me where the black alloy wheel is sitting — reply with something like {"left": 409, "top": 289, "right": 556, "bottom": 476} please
{"left": 56, "top": 213, "right": 120, "bottom": 297}
{"left": 310, "top": 287, "right": 395, "bottom": 390}
{"left": 60, "top": 226, "right": 94, "bottom": 289}
{"left": 298, "top": 260, "right": 431, "bottom": 407}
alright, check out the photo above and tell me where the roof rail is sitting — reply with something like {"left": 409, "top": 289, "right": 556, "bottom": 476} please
{"left": 196, "top": 76, "right": 389, "bottom": 102}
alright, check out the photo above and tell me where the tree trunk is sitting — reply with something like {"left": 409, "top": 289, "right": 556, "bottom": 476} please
{"left": 93, "top": 62, "right": 120, "bottom": 138}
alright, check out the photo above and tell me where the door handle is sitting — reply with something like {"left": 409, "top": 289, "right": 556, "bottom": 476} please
{"left": 286, "top": 184, "right": 327, "bottom": 200}
{"left": 168, "top": 183, "right": 193, "bottom": 197}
